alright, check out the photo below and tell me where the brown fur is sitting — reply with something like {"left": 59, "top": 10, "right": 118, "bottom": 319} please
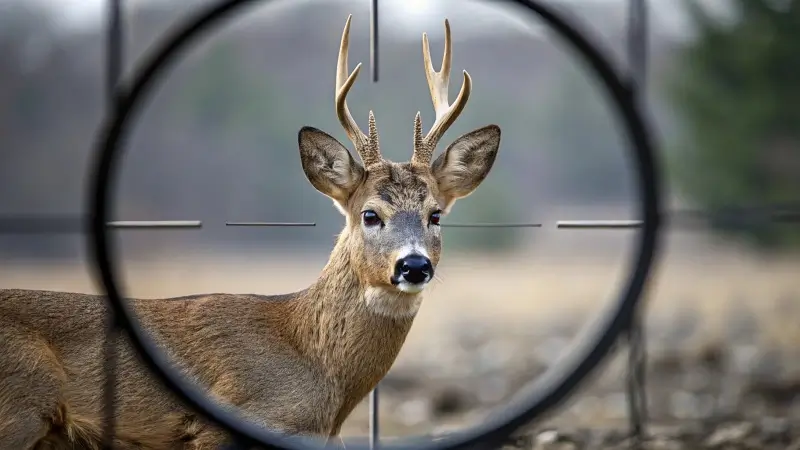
{"left": 0, "top": 16, "right": 501, "bottom": 450}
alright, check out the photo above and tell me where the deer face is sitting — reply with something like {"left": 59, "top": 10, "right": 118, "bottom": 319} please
{"left": 298, "top": 125, "right": 500, "bottom": 295}
{"left": 297, "top": 15, "right": 500, "bottom": 308}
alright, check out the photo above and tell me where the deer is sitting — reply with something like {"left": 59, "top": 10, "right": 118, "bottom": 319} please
{"left": 0, "top": 15, "right": 500, "bottom": 450}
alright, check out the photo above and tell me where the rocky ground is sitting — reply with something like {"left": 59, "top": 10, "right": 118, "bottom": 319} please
{"left": 502, "top": 419, "right": 800, "bottom": 450}
{"left": 341, "top": 302, "right": 800, "bottom": 449}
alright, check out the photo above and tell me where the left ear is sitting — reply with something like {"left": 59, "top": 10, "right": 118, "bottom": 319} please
{"left": 298, "top": 126, "right": 365, "bottom": 213}
{"left": 431, "top": 124, "right": 501, "bottom": 212}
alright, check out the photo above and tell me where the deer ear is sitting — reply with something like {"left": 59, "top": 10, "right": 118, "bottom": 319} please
{"left": 431, "top": 125, "right": 500, "bottom": 212}
{"left": 298, "top": 127, "right": 365, "bottom": 211}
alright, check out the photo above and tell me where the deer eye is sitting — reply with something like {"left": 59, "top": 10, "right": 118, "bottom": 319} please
{"left": 429, "top": 210, "right": 442, "bottom": 226}
{"left": 362, "top": 210, "right": 383, "bottom": 227}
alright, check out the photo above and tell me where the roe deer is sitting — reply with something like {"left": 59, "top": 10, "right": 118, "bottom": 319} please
{"left": 0, "top": 15, "right": 501, "bottom": 450}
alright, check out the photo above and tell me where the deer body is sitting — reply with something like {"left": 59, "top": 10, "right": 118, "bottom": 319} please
{"left": 0, "top": 15, "right": 500, "bottom": 450}
{"left": 0, "top": 232, "right": 414, "bottom": 449}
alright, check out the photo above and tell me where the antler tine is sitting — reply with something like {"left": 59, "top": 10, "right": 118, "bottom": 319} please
{"left": 336, "top": 15, "right": 381, "bottom": 167}
{"left": 412, "top": 19, "right": 472, "bottom": 165}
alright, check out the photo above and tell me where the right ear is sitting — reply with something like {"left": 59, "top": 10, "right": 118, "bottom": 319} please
{"left": 298, "top": 126, "right": 365, "bottom": 210}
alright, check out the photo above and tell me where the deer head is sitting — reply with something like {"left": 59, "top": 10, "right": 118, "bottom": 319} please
{"left": 298, "top": 16, "right": 501, "bottom": 305}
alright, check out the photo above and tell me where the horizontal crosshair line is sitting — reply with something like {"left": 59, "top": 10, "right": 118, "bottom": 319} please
{"left": 442, "top": 223, "right": 542, "bottom": 228}
{"left": 225, "top": 222, "right": 316, "bottom": 227}
{"left": 2, "top": 206, "right": 798, "bottom": 234}
{"left": 0, "top": 217, "right": 203, "bottom": 233}
{"left": 557, "top": 220, "right": 642, "bottom": 229}
{"left": 557, "top": 207, "right": 800, "bottom": 229}
{"left": 107, "top": 221, "right": 202, "bottom": 228}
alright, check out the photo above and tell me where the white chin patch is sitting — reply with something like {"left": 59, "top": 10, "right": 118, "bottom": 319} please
{"left": 396, "top": 281, "right": 426, "bottom": 294}
{"left": 364, "top": 286, "right": 423, "bottom": 319}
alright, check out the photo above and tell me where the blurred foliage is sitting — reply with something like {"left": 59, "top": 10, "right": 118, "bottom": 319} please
{"left": 537, "top": 64, "right": 631, "bottom": 203}
{"left": 7, "top": 0, "right": 797, "bottom": 259}
{"left": 444, "top": 178, "right": 524, "bottom": 253}
{"left": 0, "top": 2, "right": 532, "bottom": 257}
{"left": 666, "top": 0, "right": 800, "bottom": 251}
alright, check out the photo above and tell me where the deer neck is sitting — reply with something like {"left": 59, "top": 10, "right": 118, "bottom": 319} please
{"left": 286, "top": 228, "right": 419, "bottom": 389}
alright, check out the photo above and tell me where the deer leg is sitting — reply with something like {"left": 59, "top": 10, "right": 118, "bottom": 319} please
{"left": 191, "top": 426, "right": 297, "bottom": 450}
{"left": 0, "top": 325, "right": 63, "bottom": 449}
{"left": 187, "top": 431, "right": 228, "bottom": 450}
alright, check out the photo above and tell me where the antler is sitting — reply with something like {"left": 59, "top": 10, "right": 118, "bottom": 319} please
{"left": 337, "top": 15, "right": 381, "bottom": 167}
{"left": 412, "top": 19, "right": 472, "bottom": 165}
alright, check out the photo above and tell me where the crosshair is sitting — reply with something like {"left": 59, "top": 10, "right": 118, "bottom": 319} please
{"left": 85, "top": 0, "right": 663, "bottom": 449}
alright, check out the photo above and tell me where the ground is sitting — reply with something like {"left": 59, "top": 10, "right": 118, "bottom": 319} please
{"left": 2, "top": 228, "right": 799, "bottom": 448}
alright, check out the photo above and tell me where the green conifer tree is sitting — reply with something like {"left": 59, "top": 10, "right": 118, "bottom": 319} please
{"left": 667, "top": 0, "right": 800, "bottom": 250}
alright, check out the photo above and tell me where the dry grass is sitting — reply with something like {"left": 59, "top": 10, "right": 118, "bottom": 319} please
{"left": 3, "top": 230, "right": 797, "bottom": 344}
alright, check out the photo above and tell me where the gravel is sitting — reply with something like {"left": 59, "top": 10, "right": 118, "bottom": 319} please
{"left": 343, "top": 308, "right": 800, "bottom": 449}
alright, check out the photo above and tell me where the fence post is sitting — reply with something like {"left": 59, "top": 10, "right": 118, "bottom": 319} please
{"left": 625, "top": 0, "right": 650, "bottom": 441}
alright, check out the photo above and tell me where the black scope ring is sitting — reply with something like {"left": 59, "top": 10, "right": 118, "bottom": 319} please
{"left": 87, "top": 0, "right": 663, "bottom": 449}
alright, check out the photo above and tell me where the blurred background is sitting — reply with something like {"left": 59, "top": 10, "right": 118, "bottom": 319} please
{"left": 1, "top": 0, "right": 799, "bottom": 447}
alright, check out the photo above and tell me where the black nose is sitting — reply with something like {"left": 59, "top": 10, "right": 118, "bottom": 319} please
{"left": 395, "top": 254, "right": 433, "bottom": 284}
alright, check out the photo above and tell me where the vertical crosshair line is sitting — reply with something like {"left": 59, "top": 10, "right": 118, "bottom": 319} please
{"left": 369, "top": 386, "right": 380, "bottom": 449}
{"left": 102, "top": 0, "right": 123, "bottom": 447}
{"left": 369, "top": 1, "right": 380, "bottom": 446}
{"left": 625, "top": 0, "right": 649, "bottom": 442}
{"left": 370, "top": 0, "right": 379, "bottom": 82}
